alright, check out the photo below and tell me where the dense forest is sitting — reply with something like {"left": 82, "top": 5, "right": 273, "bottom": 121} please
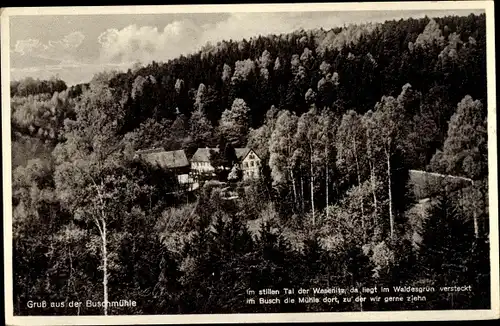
{"left": 11, "top": 13, "right": 490, "bottom": 315}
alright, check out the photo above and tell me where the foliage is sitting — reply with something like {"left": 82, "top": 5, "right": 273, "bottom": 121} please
{"left": 219, "top": 98, "right": 250, "bottom": 147}
{"left": 429, "top": 95, "right": 487, "bottom": 180}
{"left": 11, "top": 13, "right": 489, "bottom": 315}
{"left": 11, "top": 76, "right": 67, "bottom": 97}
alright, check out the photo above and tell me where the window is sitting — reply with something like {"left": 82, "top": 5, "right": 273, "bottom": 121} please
{"left": 244, "top": 162, "right": 248, "bottom": 168}
{"left": 249, "top": 154, "right": 254, "bottom": 159}
{"left": 250, "top": 161, "right": 254, "bottom": 167}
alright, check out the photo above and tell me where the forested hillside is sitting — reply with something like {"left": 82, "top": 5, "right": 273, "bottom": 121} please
{"left": 11, "top": 13, "right": 490, "bottom": 315}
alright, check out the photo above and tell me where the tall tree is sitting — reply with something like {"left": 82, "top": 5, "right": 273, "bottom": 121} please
{"left": 219, "top": 98, "right": 250, "bottom": 147}
{"left": 194, "top": 83, "right": 207, "bottom": 112}
{"left": 171, "top": 112, "right": 189, "bottom": 136}
{"left": 336, "top": 110, "right": 367, "bottom": 189}
{"left": 222, "top": 64, "right": 232, "bottom": 84}
{"left": 336, "top": 110, "right": 370, "bottom": 237}
{"left": 295, "top": 107, "right": 323, "bottom": 225}
{"left": 189, "top": 107, "right": 214, "bottom": 148}
{"left": 53, "top": 83, "right": 126, "bottom": 315}
{"left": 247, "top": 105, "right": 279, "bottom": 162}
{"left": 318, "top": 109, "right": 337, "bottom": 217}
{"left": 429, "top": 95, "right": 487, "bottom": 238}
{"left": 362, "top": 110, "right": 380, "bottom": 218}
{"left": 269, "top": 110, "right": 299, "bottom": 207}
{"left": 430, "top": 95, "right": 487, "bottom": 180}
{"left": 371, "top": 95, "right": 406, "bottom": 240}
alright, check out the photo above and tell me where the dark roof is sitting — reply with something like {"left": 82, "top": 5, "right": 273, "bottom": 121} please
{"left": 191, "top": 147, "right": 257, "bottom": 162}
{"left": 191, "top": 148, "right": 218, "bottom": 162}
{"left": 235, "top": 148, "right": 251, "bottom": 160}
{"left": 249, "top": 147, "right": 265, "bottom": 159}
{"left": 138, "top": 149, "right": 189, "bottom": 169}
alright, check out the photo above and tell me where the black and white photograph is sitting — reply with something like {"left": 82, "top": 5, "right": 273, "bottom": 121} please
{"left": 2, "top": 1, "right": 498, "bottom": 324}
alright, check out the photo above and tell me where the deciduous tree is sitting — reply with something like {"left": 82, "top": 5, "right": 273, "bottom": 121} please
{"left": 219, "top": 98, "right": 250, "bottom": 147}
{"left": 269, "top": 110, "right": 299, "bottom": 206}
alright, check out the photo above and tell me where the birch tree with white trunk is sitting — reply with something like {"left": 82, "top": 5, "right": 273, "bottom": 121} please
{"left": 371, "top": 95, "right": 406, "bottom": 240}
{"left": 269, "top": 110, "right": 299, "bottom": 209}
{"left": 295, "top": 106, "right": 323, "bottom": 225}
{"left": 318, "top": 109, "right": 337, "bottom": 218}
{"left": 53, "top": 83, "right": 125, "bottom": 315}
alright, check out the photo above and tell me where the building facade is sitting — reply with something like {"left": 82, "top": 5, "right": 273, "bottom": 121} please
{"left": 238, "top": 149, "right": 261, "bottom": 180}
{"left": 191, "top": 147, "right": 261, "bottom": 181}
{"left": 190, "top": 148, "right": 217, "bottom": 174}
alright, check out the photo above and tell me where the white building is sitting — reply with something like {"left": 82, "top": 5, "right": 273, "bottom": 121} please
{"left": 190, "top": 147, "right": 261, "bottom": 180}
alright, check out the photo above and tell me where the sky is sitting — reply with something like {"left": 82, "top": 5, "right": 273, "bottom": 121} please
{"left": 9, "top": 9, "right": 484, "bottom": 86}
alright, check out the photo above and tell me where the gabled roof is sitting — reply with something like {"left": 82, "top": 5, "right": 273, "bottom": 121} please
{"left": 249, "top": 147, "right": 265, "bottom": 160}
{"left": 191, "top": 147, "right": 258, "bottom": 163}
{"left": 191, "top": 148, "right": 218, "bottom": 162}
{"left": 137, "top": 149, "right": 189, "bottom": 169}
{"left": 235, "top": 148, "right": 251, "bottom": 160}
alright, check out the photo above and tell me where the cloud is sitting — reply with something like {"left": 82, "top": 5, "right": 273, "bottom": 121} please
{"left": 14, "top": 31, "right": 85, "bottom": 61}
{"left": 97, "top": 20, "right": 202, "bottom": 64}
{"left": 55, "top": 31, "right": 86, "bottom": 49}
{"left": 97, "top": 13, "right": 348, "bottom": 64}
{"left": 96, "top": 13, "right": 314, "bottom": 64}
{"left": 14, "top": 39, "right": 44, "bottom": 55}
